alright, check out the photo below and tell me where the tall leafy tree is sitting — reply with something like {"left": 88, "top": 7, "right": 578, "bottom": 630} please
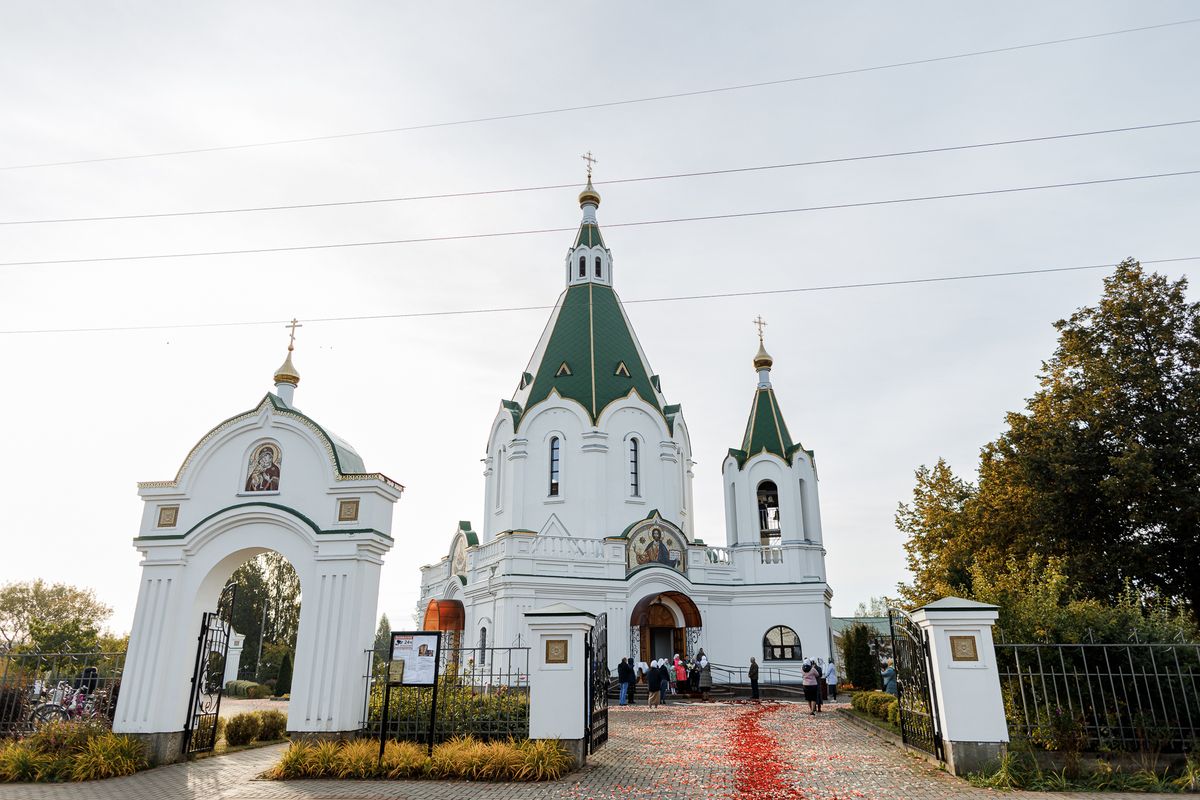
{"left": 222, "top": 553, "right": 301, "bottom": 678}
{"left": 0, "top": 580, "right": 112, "bottom": 651}
{"left": 373, "top": 614, "right": 391, "bottom": 652}
{"left": 898, "top": 260, "right": 1200, "bottom": 619}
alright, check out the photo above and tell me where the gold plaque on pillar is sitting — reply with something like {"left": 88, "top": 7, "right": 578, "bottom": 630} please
{"left": 157, "top": 505, "right": 179, "bottom": 528}
{"left": 950, "top": 635, "right": 979, "bottom": 662}
{"left": 338, "top": 499, "right": 360, "bottom": 522}
{"left": 545, "top": 639, "right": 568, "bottom": 664}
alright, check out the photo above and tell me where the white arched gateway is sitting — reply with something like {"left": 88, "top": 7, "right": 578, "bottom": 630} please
{"left": 114, "top": 343, "right": 402, "bottom": 764}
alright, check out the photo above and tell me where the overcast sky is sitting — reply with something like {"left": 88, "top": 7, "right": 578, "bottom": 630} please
{"left": 1, "top": 2, "right": 1197, "bottom": 636}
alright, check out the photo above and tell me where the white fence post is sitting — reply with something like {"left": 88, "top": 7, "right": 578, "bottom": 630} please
{"left": 911, "top": 597, "right": 1009, "bottom": 776}
{"left": 223, "top": 629, "right": 245, "bottom": 686}
{"left": 523, "top": 603, "right": 596, "bottom": 768}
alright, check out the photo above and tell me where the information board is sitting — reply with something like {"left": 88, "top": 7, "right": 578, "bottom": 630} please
{"left": 388, "top": 631, "right": 440, "bottom": 687}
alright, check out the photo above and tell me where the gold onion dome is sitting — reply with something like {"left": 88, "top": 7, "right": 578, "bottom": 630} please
{"left": 753, "top": 340, "right": 774, "bottom": 370}
{"left": 274, "top": 349, "right": 300, "bottom": 386}
{"left": 578, "top": 177, "right": 601, "bottom": 208}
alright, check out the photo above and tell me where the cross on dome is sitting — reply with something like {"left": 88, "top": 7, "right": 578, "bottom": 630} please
{"left": 753, "top": 315, "right": 767, "bottom": 343}
{"left": 286, "top": 318, "right": 303, "bottom": 351}
{"left": 752, "top": 315, "right": 774, "bottom": 376}
{"left": 273, "top": 317, "right": 302, "bottom": 404}
{"left": 581, "top": 150, "right": 598, "bottom": 179}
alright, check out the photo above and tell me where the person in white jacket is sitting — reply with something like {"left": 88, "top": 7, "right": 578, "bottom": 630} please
{"left": 823, "top": 658, "right": 839, "bottom": 701}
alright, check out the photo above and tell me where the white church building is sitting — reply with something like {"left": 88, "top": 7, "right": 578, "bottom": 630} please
{"left": 419, "top": 178, "right": 833, "bottom": 670}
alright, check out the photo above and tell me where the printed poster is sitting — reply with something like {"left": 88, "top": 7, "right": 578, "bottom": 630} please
{"left": 390, "top": 632, "right": 439, "bottom": 686}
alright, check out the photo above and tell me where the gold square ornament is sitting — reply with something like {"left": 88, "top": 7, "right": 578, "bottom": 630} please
{"left": 545, "top": 639, "right": 568, "bottom": 664}
{"left": 157, "top": 506, "right": 179, "bottom": 528}
{"left": 338, "top": 499, "right": 360, "bottom": 522}
{"left": 950, "top": 635, "right": 979, "bottom": 662}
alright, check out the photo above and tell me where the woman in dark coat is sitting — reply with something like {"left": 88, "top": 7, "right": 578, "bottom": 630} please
{"left": 697, "top": 648, "right": 712, "bottom": 701}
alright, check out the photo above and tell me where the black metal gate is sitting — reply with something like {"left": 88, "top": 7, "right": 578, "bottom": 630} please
{"left": 585, "top": 612, "right": 609, "bottom": 753}
{"left": 888, "top": 607, "right": 944, "bottom": 761}
{"left": 183, "top": 583, "right": 236, "bottom": 755}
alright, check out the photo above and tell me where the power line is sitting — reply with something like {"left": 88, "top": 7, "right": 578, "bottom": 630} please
{"left": 3, "top": 256, "right": 1195, "bottom": 336}
{"left": 4, "top": 17, "right": 1198, "bottom": 172}
{"left": 2, "top": 168, "right": 1196, "bottom": 268}
{"left": 5, "top": 118, "right": 1197, "bottom": 226}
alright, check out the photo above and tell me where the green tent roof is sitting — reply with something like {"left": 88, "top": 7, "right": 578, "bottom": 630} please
{"left": 510, "top": 282, "right": 669, "bottom": 429}
{"left": 729, "top": 385, "right": 800, "bottom": 468}
{"left": 573, "top": 223, "right": 606, "bottom": 249}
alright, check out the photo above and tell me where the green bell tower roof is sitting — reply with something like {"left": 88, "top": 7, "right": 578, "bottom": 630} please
{"left": 728, "top": 332, "right": 804, "bottom": 468}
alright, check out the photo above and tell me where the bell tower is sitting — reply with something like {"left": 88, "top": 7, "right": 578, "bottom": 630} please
{"left": 565, "top": 152, "right": 613, "bottom": 287}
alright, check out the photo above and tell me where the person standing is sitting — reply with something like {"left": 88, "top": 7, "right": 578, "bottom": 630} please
{"left": 801, "top": 659, "right": 821, "bottom": 714}
{"left": 647, "top": 659, "right": 664, "bottom": 709}
{"left": 697, "top": 649, "right": 712, "bottom": 701}
{"left": 748, "top": 657, "right": 760, "bottom": 700}
{"left": 658, "top": 659, "right": 671, "bottom": 706}
{"left": 882, "top": 660, "right": 897, "bottom": 696}
{"left": 674, "top": 656, "right": 688, "bottom": 696}
{"left": 617, "top": 657, "right": 634, "bottom": 706}
{"left": 823, "top": 658, "right": 838, "bottom": 701}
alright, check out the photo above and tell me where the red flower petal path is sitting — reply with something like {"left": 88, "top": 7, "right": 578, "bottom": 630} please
{"left": 730, "top": 702, "right": 808, "bottom": 800}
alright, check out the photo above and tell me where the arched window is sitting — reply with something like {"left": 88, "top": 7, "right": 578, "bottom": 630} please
{"left": 578, "top": 256, "right": 586, "bottom": 277}
{"left": 549, "top": 437, "right": 561, "bottom": 496}
{"left": 479, "top": 626, "right": 487, "bottom": 664}
{"left": 629, "top": 438, "right": 641, "bottom": 496}
{"left": 763, "top": 625, "right": 801, "bottom": 661}
{"left": 757, "top": 480, "right": 781, "bottom": 544}
{"left": 594, "top": 256, "right": 602, "bottom": 278}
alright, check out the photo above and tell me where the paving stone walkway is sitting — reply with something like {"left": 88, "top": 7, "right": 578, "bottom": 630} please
{"left": 0, "top": 701, "right": 1182, "bottom": 799}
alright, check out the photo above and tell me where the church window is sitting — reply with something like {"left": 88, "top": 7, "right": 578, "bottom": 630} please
{"left": 549, "top": 437, "right": 561, "bottom": 496}
{"left": 479, "top": 626, "right": 487, "bottom": 664}
{"left": 595, "top": 256, "right": 602, "bottom": 277}
{"left": 763, "top": 625, "right": 801, "bottom": 661}
{"left": 578, "top": 256, "right": 586, "bottom": 277}
{"left": 757, "top": 480, "right": 781, "bottom": 544}
{"left": 629, "top": 438, "right": 641, "bottom": 496}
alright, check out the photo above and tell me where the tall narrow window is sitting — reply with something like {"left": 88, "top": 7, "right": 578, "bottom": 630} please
{"left": 549, "top": 437, "right": 561, "bottom": 496}
{"left": 494, "top": 447, "right": 505, "bottom": 510}
{"left": 629, "top": 438, "right": 641, "bottom": 496}
{"left": 578, "top": 256, "right": 585, "bottom": 277}
{"left": 757, "top": 480, "right": 781, "bottom": 545}
{"left": 594, "top": 256, "right": 602, "bottom": 277}
{"left": 479, "top": 627, "right": 487, "bottom": 664}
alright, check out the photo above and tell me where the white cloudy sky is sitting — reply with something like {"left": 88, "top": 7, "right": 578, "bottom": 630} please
{"left": 1, "top": 2, "right": 1197, "bottom": 635}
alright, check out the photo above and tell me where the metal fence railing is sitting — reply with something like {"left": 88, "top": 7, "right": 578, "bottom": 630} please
{"left": 0, "top": 651, "right": 126, "bottom": 738}
{"left": 361, "top": 645, "right": 530, "bottom": 743}
{"left": 997, "top": 642, "right": 1200, "bottom": 753}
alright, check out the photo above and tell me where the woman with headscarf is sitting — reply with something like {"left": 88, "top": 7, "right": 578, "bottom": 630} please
{"left": 646, "top": 659, "right": 664, "bottom": 709}
{"left": 697, "top": 648, "right": 712, "bottom": 701}
{"left": 801, "top": 658, "right": 821, "bottom": 714}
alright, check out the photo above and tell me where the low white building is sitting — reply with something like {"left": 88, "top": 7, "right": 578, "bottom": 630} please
{"left": 419, "top": 179, "right": 833, "bottom": 672}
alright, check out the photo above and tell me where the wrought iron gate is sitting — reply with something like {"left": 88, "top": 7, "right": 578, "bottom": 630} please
{"left": 888, "top": 607, "right": 944, "bottom": 761}
{"left": 183, "top": 583, "right": 236, "bottom": 755}
{"left": 585, "top": 612, "right": 609, "bottom": 753}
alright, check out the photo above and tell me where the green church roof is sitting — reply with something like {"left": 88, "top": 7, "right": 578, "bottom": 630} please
{"left": 730, "top": 385, "right": 800, "bottom": 468}
{"left": 574, "top": 223, "right": 606, "bottom": 249}
{"left": 511, "top": 281, "right": 670, "bottom": 429}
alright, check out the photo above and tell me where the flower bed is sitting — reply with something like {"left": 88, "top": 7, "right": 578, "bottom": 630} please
{"left": 267, "top": 736, "right": 571, "bottom": 781}
{"left": 0, "top": 721, "right": 147, "bottom": 782}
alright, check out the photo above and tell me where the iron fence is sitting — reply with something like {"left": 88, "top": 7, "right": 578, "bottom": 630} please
{"left": 361, "top": 645, "right": 530, "bottom": 743}
{"left": 0, "top": 651, "right": 125, "bottom": 738}
{"left": 997, "top": 642, "right": 1200, "bottom": 753}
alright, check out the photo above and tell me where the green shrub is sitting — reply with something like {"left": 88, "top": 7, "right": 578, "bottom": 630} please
{"left": 276, "top": 653, "right": 293, "bottom": 696}
{"left": 886, "top": 700, "right": 900, "bottom": 727}
{"left": 302, "top": 740, "right": 342, "bottom": 777}
{"left": 245, "top": 683, "right": 272, "bottom": 699}
{"left": 266, "top": 742, "right": 311, "bottom": 779}
{"left": 70, "top": 734, "right": 147, "bottom": 781}
{"left": 224, "top": 680, "right": 259, "bottom": 697}
{"left": 224, "top": 713, "right": 262, "bottom": 746}
{"left": 514, "top": 738, "right": 573, "bottom": 780}
{"left": 257, "top": 710, "right": 287, "bottom": 740}
{"left": 842, "top": 622, "right": 880, "bottom": 691}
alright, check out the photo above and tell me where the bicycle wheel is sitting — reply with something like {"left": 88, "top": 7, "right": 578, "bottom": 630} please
{"left": 31, "top": 704, "right": 69, "bottom": 727}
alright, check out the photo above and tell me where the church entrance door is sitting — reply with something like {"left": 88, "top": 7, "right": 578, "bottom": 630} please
{"left": 630, "top": 591, "right": 702, "bottom": 665}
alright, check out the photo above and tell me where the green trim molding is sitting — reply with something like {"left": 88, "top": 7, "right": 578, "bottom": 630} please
{"left": 135, "top": 501, "right": 392, "bottom": 542}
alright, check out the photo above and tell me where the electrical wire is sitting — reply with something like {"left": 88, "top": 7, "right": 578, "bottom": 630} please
{"left": 2, "top": 256, "right": 1196, "bottom": 336}
{"left": 3, "top": 16, "right": 1197, "bottom": 172}
{"left": 2, "top": 168, "right": 1196, "bottom": 268}
{"left": 4, "top": 118, "right": 1197, "bottom": 226}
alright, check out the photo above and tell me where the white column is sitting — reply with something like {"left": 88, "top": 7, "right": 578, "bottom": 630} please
{"left": 911, "top": 597, "right": 1009, "bottom": 776}
{"left": 523, "top": 605, "right": 596, "bottom": 767}
{"left": 223, "top": 631, "right": 246, "bottom": 685}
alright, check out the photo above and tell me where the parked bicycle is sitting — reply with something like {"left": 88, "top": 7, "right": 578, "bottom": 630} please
{"left": 29, "top": 680, "right": 105, "bottom": 726}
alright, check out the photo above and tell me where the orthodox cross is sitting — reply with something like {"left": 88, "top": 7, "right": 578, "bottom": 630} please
{"left": 753, "top": 315, "right": 767, "bottom": 343}
{"left": 581, "top": 150, "right": 598, "bottom": 179}
{"left": 285, "top": 318, "right": 302, "bottom": 351}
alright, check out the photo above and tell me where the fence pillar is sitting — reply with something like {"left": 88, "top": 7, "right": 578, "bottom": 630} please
{"left": 223, "top": 629, "right": 245, "bottom": 686}
{"left": 523, "top": 604, "right": 596, "bottom": 768}
{"left": 911, "top": 597, "right": 1008, "bottom": 776}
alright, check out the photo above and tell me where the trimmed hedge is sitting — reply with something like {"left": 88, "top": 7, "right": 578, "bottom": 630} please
{"left": 851, "top": 690, "right": 898, "bottom": 727}
{"left": 222, "top": 710, "right": 289, "bottom": 748}
{"left": 267, "top": 736, "right": 572, "bottom": 782}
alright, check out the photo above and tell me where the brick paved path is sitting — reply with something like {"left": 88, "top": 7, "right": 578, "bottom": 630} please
{"left": 0, "top": 701, "right": 1182, "bottom": 799}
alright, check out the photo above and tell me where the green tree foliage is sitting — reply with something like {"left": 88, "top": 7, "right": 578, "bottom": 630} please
{"left": 374, "top": 614, "right": 391, "bottom": 652}
{"left": 0, "top": 580, "right": 112, "bottom": 651}
{"left": 898, "top": 261, "right": 1200, "bottom": 623}
{"left": 27, "top": 618, "right": 100, "bottom": 653}
{"left": 223, "top": 553, "right": 301, "bottom": 678}
{"left": 841, "top": 622, "right": 879, "bottom": 690}
{"left": 853, "top": 597, "right": 891, "bottom": 617}
{"left": 275, "top": 652, "right": 293, "bottom": 696}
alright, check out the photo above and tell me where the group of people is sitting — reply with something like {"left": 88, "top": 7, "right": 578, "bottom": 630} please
{"left": 615, "top": 649, "right": 712, "bottom": 708}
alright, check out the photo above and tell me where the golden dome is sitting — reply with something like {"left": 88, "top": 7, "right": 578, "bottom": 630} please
{"left": 578, "top": 177, "right": 601, "bottom": 208}
{"left": 274, "top": 349, "right": 300, "bottom": 386}
{"left": 753, "top": 340, "right": 774, "bottom": 370}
